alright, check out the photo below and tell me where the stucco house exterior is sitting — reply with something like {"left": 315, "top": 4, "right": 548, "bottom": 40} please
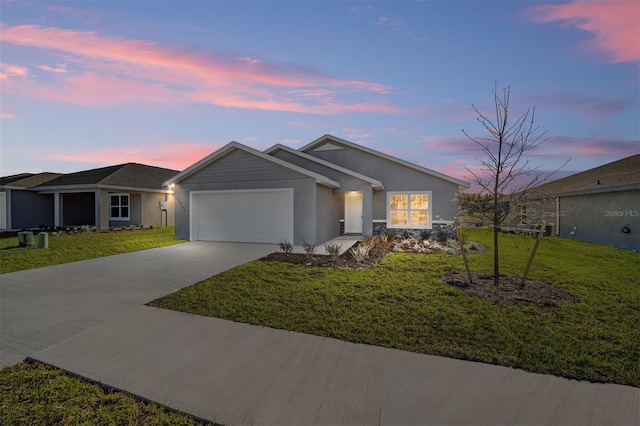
{"left": 0, "top": 163, "right": 178, "bottom": 231}
{"left": 518, "top": 154, "right": 639, "bottom": 251}
{"left": 165, "top": 134, "right": 469, "bottom": 245}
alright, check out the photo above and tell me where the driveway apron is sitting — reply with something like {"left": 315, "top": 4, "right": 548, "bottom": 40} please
{"left": 0, "top": 241, "right": 277, "bottom": 367}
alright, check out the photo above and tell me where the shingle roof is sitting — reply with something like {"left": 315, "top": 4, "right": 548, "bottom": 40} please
{"left": 38, "top": 163, "right": 179, "bottom": 190}
{"left": 528, "top": 154, "right": 640, "bottom": 197}
{"left": 0, "top": 172, "right": 63, "bottom": 188}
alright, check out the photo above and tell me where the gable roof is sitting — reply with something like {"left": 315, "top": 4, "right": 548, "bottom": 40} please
{"left": 1, "top": 163, "right": 180, "bottom": 193}
{"left": 528, "top": 154, "right": 640, "bottom": 197}
{"left": 164, "top": 141, "right": 340, "bottom": 188}
{"left": 0, "top": 172, "right": 63, "bottom": 188}
{"left": 38, "top": 163, "right": 178, "bottom": 190}
{"left": 264, "top": 144, "right": 384, "bottom": 190}
{"left": 299, "top": 134, "right": 470, "bottom": 188}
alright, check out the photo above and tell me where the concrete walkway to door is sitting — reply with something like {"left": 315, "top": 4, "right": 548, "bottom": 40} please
{"left": 0, "top": 241, "right": 277, "bottom": 368}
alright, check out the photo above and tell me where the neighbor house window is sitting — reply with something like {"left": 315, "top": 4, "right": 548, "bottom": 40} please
{"left": 387, "top": 192, "right": 431, "bottom": 228}
{"left": 110, "top": 194, "right": 129, "bottom": 220}
{"left": 517, "top": 204, "right": 527, "bottom": 225}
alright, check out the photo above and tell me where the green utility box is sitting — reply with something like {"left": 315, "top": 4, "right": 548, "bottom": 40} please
{"left": 38, "top": 232, "right": 49, "bottom": 249}
{"left": 18, "top": 231, "right": 35, "bottom": 247}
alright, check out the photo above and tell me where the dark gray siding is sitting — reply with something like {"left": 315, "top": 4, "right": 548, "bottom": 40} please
{"left": 558, "top": 190, "right": 639, "bottom": 251}
{"left": 11, "top": 191, "right": 54, "bottom": 229}
{"left": 307, "top": 145, "right": 460, "bottom": 224}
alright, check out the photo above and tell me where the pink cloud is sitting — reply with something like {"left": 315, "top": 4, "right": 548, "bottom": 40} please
{"left": 526, "top": 1, "right": 640, "bottom": 63}
{"left": 1, "top": 24, "right": 397, "bottom": 114}
{"left": 0, "top": 107, "right": 18, "bottom": 119}
{"left": 0, "top": 63, "right": 28, "bottom": 79}
{"left": 48, "top": 142, "right": 222, "bottom": 171}
{"left": 15, "top": 73, "right": 181, "bottom": 106}
{"left": 37, "top": 63, "right": 68, "bottom": 73}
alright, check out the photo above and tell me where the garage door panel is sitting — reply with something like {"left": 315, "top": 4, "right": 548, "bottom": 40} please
{"left": 192, "top": 189, "right": 293, "bottom": 244}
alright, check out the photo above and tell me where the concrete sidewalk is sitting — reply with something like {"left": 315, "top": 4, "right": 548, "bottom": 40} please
{"left": 32, "top": 308, "right": 639, "bottom": 426}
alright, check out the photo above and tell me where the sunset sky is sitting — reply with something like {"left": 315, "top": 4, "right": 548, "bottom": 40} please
{"left": 1, "top": 0, "right": 638, "bottom": 185}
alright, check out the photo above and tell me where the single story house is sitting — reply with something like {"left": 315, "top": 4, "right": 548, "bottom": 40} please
{"left": 165, "top": 134, "right": 469, "bottom": 245}
{"left": 0, "top": 163, "right": 178, "bottom": 231}
{"left": 519, "top": 154, "right": 639, "bottom": 251}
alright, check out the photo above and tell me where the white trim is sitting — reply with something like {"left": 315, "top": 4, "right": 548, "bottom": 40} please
{"left": 165, "top": 141, "right": 340, "bottom": 188}
{"left": 299, "top": 135, "right": 469, "bottom": 188}
{"left": 37, "top": 184, "right": 172, "bottom": 194}
{"left": 386, "top": 191, "right": 433, "bottom": 229}
{"left": 372, "top": 219, "right": 386, "bottom": 223}
{"left": 264, "top": 144, "right": 384, "bottom": 190}
{"left": 109, "top": 193, "right": 130, "bottom": 221}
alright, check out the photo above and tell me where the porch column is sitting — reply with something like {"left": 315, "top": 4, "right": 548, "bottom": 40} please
{"left": 94, "top": 190, "right": 101, "bottom": 229}
{"left": 54, "top": 192, "right": 62, "bottom": 227}
{"left": 97, "top": 190, "right": 110, "bottom": 230}
{"left": 362, "top": 188, "right": 373, "bottom": 237}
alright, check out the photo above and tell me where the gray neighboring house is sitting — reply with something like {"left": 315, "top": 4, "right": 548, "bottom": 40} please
{"left": 521, "top": 154, "right": 639, "bottom": 251}
{"left": 165, "top": 134, "right": 469, "bottom": 245}
{"left": 0, "top": 163, "right": 178, "bottom": 231}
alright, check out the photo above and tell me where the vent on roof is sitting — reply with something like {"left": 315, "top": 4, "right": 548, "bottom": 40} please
{"left": 313, "top": 143, "right": 344, "bottom": 152}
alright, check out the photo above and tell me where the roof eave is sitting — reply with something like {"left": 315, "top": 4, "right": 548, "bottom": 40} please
{"left": 265, "top": 143, "right": 383, "bottom": 190}
{"left": 166, "top": 141, "right": 340, "bottom": 189}
{"left": 300, "top": 134, "right": 470, "bottom": 188}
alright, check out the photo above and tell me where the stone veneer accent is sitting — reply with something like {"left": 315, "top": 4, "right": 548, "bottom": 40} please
{"left": 372, "top": 221, "right": 456, "bottom": 240}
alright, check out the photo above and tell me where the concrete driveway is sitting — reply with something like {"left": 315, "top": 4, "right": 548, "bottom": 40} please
{"left": 0, "top": 241, "right": 277, "bottom": 367}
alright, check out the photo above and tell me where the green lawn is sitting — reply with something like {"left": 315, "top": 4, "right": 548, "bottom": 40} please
{"left": 0, "top": 227, "right": 184, "bottom": 274}
{"left": 0, "top": 361, "right": 208, "bottom": 425}
{"left": 151, "top": 229, "right": 640, "bottom": 387}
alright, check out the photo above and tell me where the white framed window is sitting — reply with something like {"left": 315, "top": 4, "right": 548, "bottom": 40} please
{"left": 110, "top": 193, "right": 130, "bottom": 220}
{"left": 387, "top": 191, "right": 431, "bottom": 228}
{"left": 517, "top": 204, "right": 527, "bottom": 224}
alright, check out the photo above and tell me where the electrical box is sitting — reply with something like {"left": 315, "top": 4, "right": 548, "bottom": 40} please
{"left": 159, "top": 201, "right": 168, "bottom": 210}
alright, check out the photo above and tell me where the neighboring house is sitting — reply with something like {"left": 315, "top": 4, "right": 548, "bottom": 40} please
{"left": 517, "top": 154, "right": 639, "bottom": 251}
{"left": 165, "top": 134, "right": 469, "bottom": 245}
{"left": 0, "top": 163, "right": 178, "bottom": 231}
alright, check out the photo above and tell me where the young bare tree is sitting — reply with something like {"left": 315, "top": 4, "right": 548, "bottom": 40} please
{"left": 462, "top": 84, "right": 566, "bottom": 285}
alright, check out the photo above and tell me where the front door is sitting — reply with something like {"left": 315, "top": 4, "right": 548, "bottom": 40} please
{"left": 344, "top": 192, "right": 363, "bottom": 234}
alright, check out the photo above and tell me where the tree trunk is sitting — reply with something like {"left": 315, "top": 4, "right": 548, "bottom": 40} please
{"left": 493, "top": 224, "right": 499, "bottom": 285}
{"left": 457, "top": 228, "right": 473, "bottom": 284}
{"left": 521, "top": 222, "right": 545, "bottom": 286}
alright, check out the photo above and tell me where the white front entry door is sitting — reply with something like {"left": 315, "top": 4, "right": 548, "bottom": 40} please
{"left": 344, "top": 192, "right": 363, "bottom": 234}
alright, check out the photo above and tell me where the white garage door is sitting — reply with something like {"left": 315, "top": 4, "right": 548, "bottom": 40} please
{"left": 191, "top": 189, "right": 293, "bottom": 244}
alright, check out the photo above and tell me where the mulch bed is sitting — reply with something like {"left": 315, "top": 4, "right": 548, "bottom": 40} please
{"left": 444, "top": 271, "right": 580, "bottom": 306}
{"left": 262, "top": 237, "right": 578, "bottom": 306}
{"left": 261, "top": 240, "right": 394, "bottom": 269}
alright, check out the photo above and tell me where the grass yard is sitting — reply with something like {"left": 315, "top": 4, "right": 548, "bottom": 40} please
{"left": 151, "top": 229, "right": 640, "bottom": 387}
{"left": 0, "top": 361, "right": 208, "bottom": 425}
{"left": 0, "top": 227, "right": 184, "bottom": 274}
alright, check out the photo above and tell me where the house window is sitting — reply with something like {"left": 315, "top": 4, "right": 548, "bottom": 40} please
{"left": 387, "top": 192, "right": 431, "bottom": 228}
{"left": 110, "top": 194, "right": 129, "bottom": 220}
{"left": 517, "top": 204, "right": 527, "bottom": 224}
